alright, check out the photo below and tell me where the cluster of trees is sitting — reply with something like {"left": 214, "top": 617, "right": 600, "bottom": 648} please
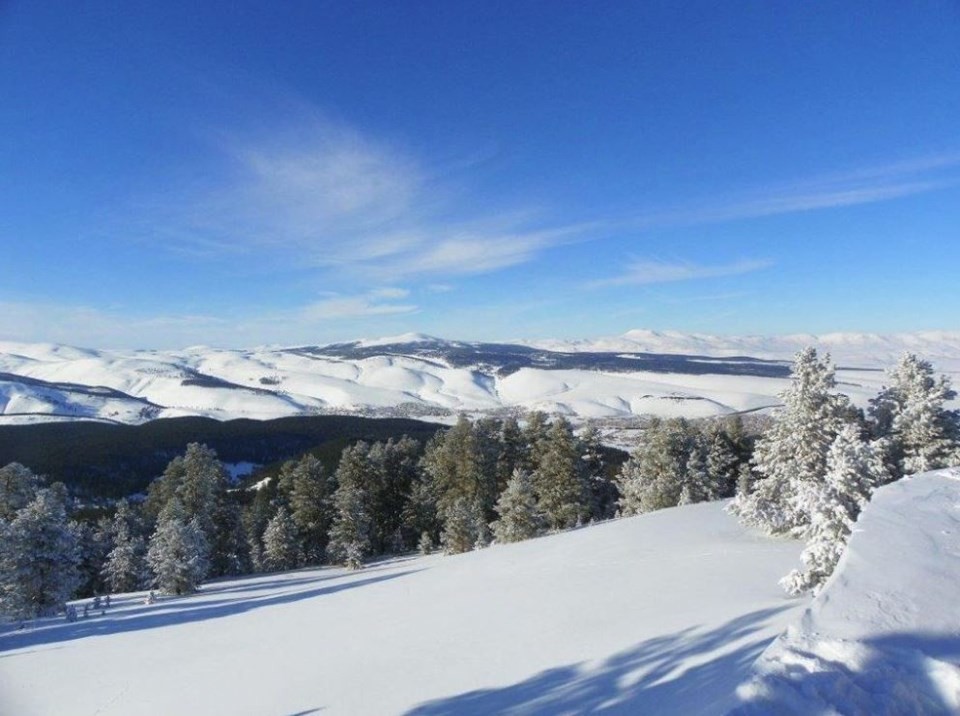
{"left": 614, "top": 416, "right": 750, "bottom": 515}
{"left": 325, "top": 414, "right": 613, "bottom": 560}
{"left": 2, "top": 350, "right": 955, "bottom": 617}
{"left": 730, "top": 349, "right": 959, "bottom": 594}
{"left": 0, "top": 413, "right": 617, "bottom": 618}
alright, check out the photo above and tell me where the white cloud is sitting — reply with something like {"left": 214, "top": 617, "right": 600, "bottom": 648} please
{"left": 296, "top": 291, "right": 417, "bottom": 321}
{"left": 588, "top": 259, "right": 772, "bottom": 288}
{"left": 626, "top": 152, "right": 960, "bottom": 229}
{"left": 124, "top": 116, "right": 585, "bottom": 282}
{"left": 0, "top": 291, "right": 417, "bottom": 350}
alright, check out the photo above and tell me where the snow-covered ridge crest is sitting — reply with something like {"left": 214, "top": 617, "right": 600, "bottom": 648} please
{"left": 0, "top": 331, "right": 957, "bottom": 425}
{"left": 732, "top": 468, "right": 960, "bottom": 714}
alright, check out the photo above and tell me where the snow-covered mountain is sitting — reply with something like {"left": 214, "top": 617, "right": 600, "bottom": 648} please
{"left": 0, "top": 330, "right": 958, "bottom": 425}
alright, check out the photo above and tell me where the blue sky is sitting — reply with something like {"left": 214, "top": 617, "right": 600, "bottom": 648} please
{"left": 1, "top": 1, "right": 958, "bottom": 348}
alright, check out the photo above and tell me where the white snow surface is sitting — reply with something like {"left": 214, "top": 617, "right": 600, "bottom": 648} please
{"left": 1, "top": 330, "right": 957, "bottom": 425}
{"left": 0, "top": 501, "right": 804, "bottom": 715}
{"left": 731, "top": 468, "right": 960, "bottom": 715}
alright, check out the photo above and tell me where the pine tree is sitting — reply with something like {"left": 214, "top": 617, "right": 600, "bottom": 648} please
{"left": 102, "top": 501, "right": 147, "bottom": 594}
{"left": 143, "top": 443, "right": 237, "bottom": 577}
{"left": 579, "top": 425, "right": 616, "bottom": 520}
{"left": 417, "top": 530, "right": 434, "bottom": 555}
{"left": 704, "top": 422, "right": 740, "bottom": 500}
{"left": 781, "top": 424, "right": 885, "bottom": 594}
{"left": 282, "top": 454, "right": 336, "bottom": 565}
{"left": 0, "top": 462, "right": 43, "bottom": 521}
{"left": 615, "top": 418, "right": 691, "bottom": 515}
{"left": 242, "top": 487, "right": 274, "bottom": 573}
{"left": 439, "top": 496, "right": 483, "bottom": 554}
{"left": 262, "top": 507, "right": 300, "bottom": 572}
{"left": 533, "top": 417, "right": 587, "bottom": 530}
{"left": 496, "top": 416, "right": 528, "bottom": 496}
{"left": 732, "top": 348, "right": 851, "bottom": 535}
{"left": 402, "top": 477, "right": 439, "bottom": 550}
{"left": 327, "top": 445, "right": 372, "bottom": 568}
{"left": 522, "top": 411, "right": 551, "bottom": 471}
{"left": 147, "top": 499, "right": 209, "bottom": 595}
{"left": 870, "top": 353, "right": 960, "bottom": 476}
{"left": 0, "top": 486, "right": 80, "bottom": 619}
{"left": 491, "top": 469, "right": 543, "bottom": 543}
{"left": 74, "top": 515, "right": 114, "bottom": 598}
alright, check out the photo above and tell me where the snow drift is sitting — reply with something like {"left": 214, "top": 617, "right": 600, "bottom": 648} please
{"left": 732, "top": 468, "right": 960, "bottom": 715}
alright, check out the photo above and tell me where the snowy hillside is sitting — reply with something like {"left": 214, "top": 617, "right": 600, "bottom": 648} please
{"left": 0, "top": 330, "right": 957, "bottom": 425}
{"left": 733, "top": 468, "right": 960, "bottom": 714}
{"left": 0, "top": 501, "right": 804, "bottom": 715}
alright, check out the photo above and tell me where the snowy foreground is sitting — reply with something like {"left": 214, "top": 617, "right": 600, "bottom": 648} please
{"left": 732, "top": 468, "right": 960, "bottom": 714}
{"left": 1, "top": 502, "right": 804, "bottom": 715}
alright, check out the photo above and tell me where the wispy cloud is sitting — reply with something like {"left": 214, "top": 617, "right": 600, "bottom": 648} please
{"left": 588, "top": 258, "right": 772, "bottom": 288}
{"left": 120, "top": 114, "right": 584, "bottom": 282}
{"left": 0, "top": 289, "right": 418, "bottom": 350}
{"left": 627, "top": 152, "right": 960, "bottom": 229}
{"left": 296, "top": 289, "right": 417, "bottom": 321}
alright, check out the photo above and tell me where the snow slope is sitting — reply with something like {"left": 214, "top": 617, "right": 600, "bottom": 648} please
{"left": 0, "top": 501, "right": 804, "bottom": 715}
{"left": 1, "top": 331, "right": 956, "bottom": 425}
{"left": 732, "top": 468, "right": 960, "bottom": 715}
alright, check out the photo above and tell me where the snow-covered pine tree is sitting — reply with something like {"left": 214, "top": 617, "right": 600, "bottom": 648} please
{"left": 614, "top": 452, "right": 645, "bottom": 517}
{"left": 75, "top": 515, "right": 113, "bottom": 598}
{"left": 579, "top": 425, "right": 617, "bottom": 520}
{"left": 102, "top": 501, "right": 147, "bottom": 594}
{"left": 402, "top": 477, "right": 439, "bottom": 550}
{"left": 496, "top": 416, "right": 528, "bottom": 496}
{"left": 417, "top": 530, "right": 433, "bottom": 555}
{"left": 522, "top": 410, "right": 552, "bottom": 471}
{"left": 144, "top": 443, "right": 240, "bottom": 577}
{"left": 0, "top": 485, "right": 80, "bottom": 619}
{"left": 281, "top": 454, "right": 336, "bottom": 565}
{"left": 0, "top": 462, "right": 43, "bottom": 521}
{"left": 780, "top": 423, "right": 886, "bottom": 595}
{"left": 262, "top": 506, "right": 300, "bottom": 572}
{"left": 704, "top": 422, "right": 741, "bottom": 500}
{"left": 439, "top": 496, "right": 483, "bottom": 554}
{"left": 614, "top": 418, "right": 690, "bottom": 515}
{"left": 731, "top": 348, "right": 851, "bottom": 536}
{"left": 533, "top": 417, "right": 587, "bottom": 530}
{"left": 869, "top": 353, "right": 960, "bottom": 476}
{"left": 491, "top": 469, "right": 543, "bottom": 543}
{"left": 327, "top": 446, "right": 372, "bottom": 568}
{"left": 242, "top": 487, "right": 273, "bottom": 573}
{"left": 146, "top": 499, "right": 209, "bottom": 595}
{"left": 679, "top": 442, "right": 709, "bottom": 506}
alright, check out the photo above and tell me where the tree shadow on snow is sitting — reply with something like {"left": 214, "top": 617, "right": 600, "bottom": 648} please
{"left": 0, "top": 569, "right": 421, "bottom": 653}
{"left": 405, "top": 606, "right": 789, "bottom": 716}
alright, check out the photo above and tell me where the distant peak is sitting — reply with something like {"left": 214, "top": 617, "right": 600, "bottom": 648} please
{"left": 354, "top": 333, "right": 445, "bottom": 348}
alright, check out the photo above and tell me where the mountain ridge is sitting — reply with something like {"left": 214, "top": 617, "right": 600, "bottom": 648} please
{"left": 0, "top": 330, "right": 957, "bottom": 426}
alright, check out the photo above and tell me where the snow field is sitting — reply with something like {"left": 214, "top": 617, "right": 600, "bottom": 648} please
{"left": 0, "top": 500, "right": 804, "bottom": 715}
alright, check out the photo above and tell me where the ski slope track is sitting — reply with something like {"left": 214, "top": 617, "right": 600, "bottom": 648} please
{"left": 732, "top": 468, "right": 960, "bottom": 715}
{"left": 0, "top": 330, "right": 957, "bottom": 425}
{"left": 0, "top": 501, "right": 805, "bottom": 715}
